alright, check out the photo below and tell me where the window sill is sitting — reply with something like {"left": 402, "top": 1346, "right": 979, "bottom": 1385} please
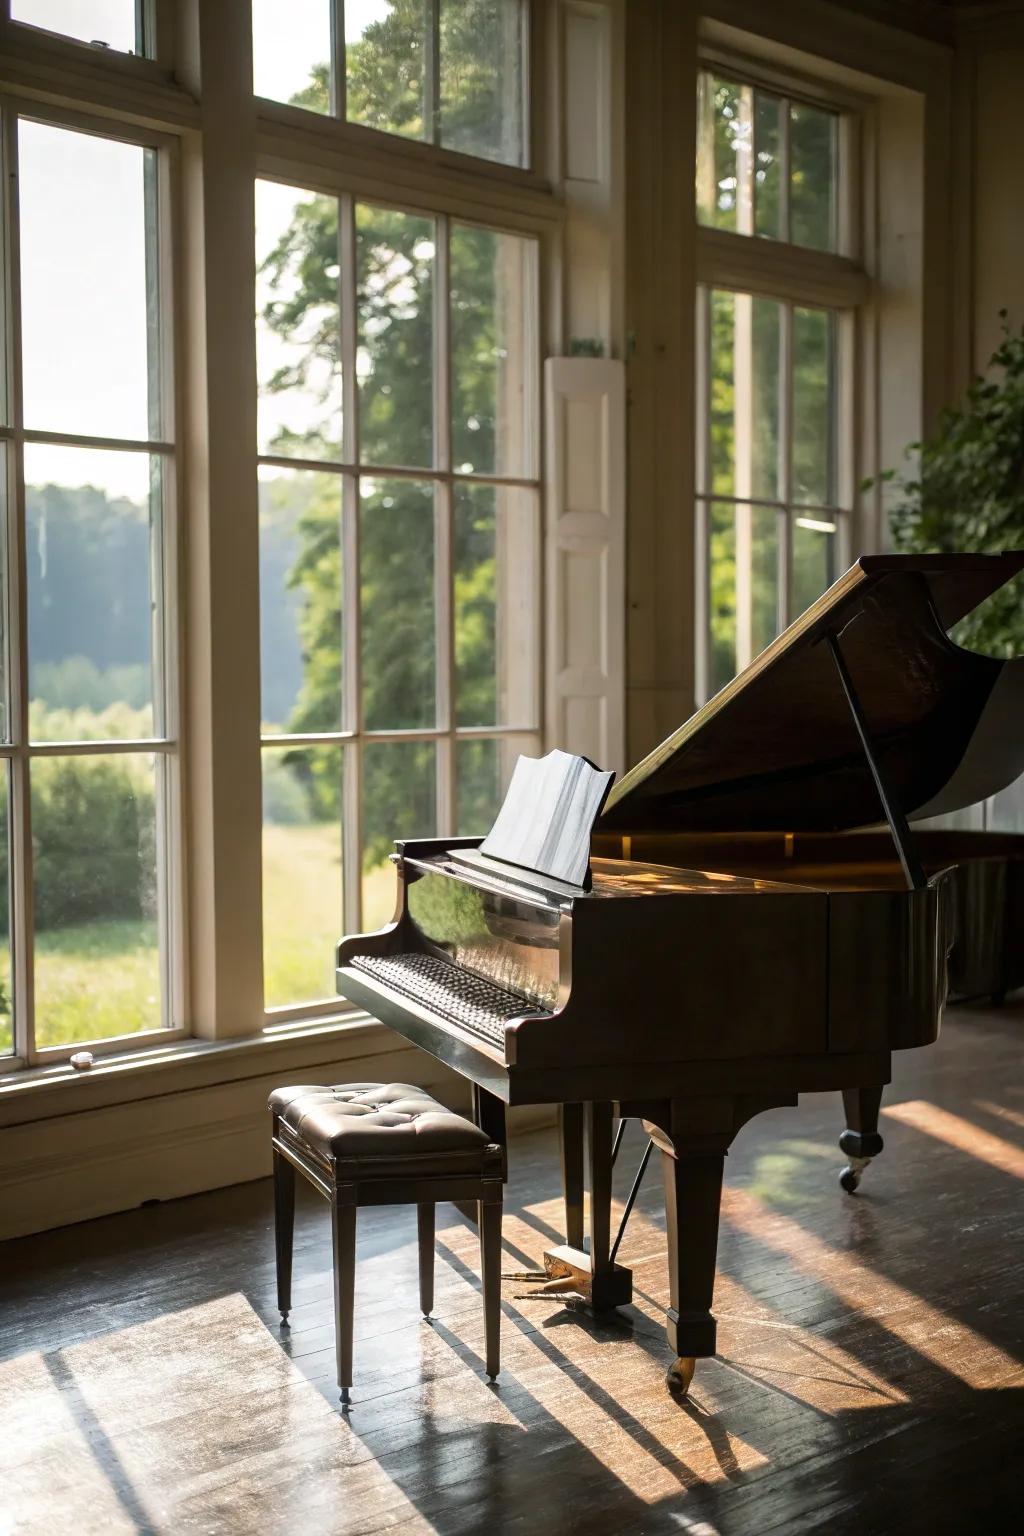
{"left": 0, "top": 1010, "right": 399, "bottom": 1128}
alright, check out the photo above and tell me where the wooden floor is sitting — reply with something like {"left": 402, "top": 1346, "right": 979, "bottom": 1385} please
{"left": 3, "top": 1003, "right": 1023, "bottom": 1536}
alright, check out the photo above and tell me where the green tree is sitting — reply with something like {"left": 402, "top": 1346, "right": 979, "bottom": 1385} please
{"left": 878, "top": 316, "right": 1024, "bottom": 657}
{"left": 260, "top": 14, "right": 515, "bottom": 865}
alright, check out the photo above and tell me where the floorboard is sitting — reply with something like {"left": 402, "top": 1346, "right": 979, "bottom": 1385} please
{"left": 2, "top": 1002, "right": 1022, "bottom": 1535}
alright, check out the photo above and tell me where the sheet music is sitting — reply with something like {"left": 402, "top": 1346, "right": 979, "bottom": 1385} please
{"left": 479, "top": 749, "right": 615, "bottom": 889}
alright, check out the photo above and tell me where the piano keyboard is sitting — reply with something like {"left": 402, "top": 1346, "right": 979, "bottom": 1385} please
{"left": 349, "top": 951, "right": 544, "bottom": 1048}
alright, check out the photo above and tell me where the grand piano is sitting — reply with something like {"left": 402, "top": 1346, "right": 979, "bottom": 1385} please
{"left": 336, "top": 553, "right": 1024, "bottom": 1395}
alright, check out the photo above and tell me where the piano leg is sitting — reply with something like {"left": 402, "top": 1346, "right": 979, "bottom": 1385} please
{"left": 658, "top": 1133, "right": 727, "bottom": 1398}
{"left": 839, "top": 1084, "right": 885, "bottom": 1194}
{"left": 472, "top": 1084, "right": 508, "bottom": 1179}
{"left": 456, "top": 1086, "right": 508, "bottom": 1229}
{"left": 560, "top": 1102, "right": 585, "bottom": 1251}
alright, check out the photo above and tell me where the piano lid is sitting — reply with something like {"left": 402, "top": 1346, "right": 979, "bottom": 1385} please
{"left": 601, "top": 553, "right": 1024, "bottom": 835}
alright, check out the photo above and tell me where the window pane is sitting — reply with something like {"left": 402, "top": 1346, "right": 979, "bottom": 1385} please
{"left": 706, "top": 500, "right": 778, "bottom": 695}
{"left": 790, "top": 102, "right": 837, "bottom": 252}
{"left": 361, "top": 478, "right": 436, "bottom": 729}
{"left": 455, "top": 482, "right": 538, "bottom": 726}
{"left": 451, "top": 224, "right": 535, "bottom": 477}
{"left": 0, "top": 446, "right": 9, "bottom": 743}
{"left": 347, "top": 1, "right": 427, "bottom": 142}
{"left": 707, "top": 500, "right": 736, "bottom": 696}
{"left": 362, "top": 741, "right": 436, "bottom": 929}
{"left": 12, "top": 0, "right": 139, "bottom": 53}
{"left": 0, "top": 767, "right": 11, "bottom": 1056}
{"left": 439, "top": 0, "right": 526, "bottom": 166}
{"left": 792, "top": 307, "right": 836, "bottom": 506}
{"left": 457, "top": 734, "right": 534, "bottom": 835}
{"left": 696, "top": 75, "right": 750, "bottom": 233}
{"left": 260, "top": 467, "right": 343, "bottom": 734}
{"left": 357, "top": 206, "right": 435, "bottom": 468}
{"left": 19, "top": 121, "right": 157, "bottom": 440}
{"left": 746, "top": 504, "right": 779, "bottom": 659}
{"left": 25, "top": 445, "right": 158, "bottom": 742}
{"left": 793, "top": 516, "right": 837, "bottom": 617}
{"left": 709, "top": 290, "right": 784, "bottom": 502}
{"left": 252, "top": 0, "right": 331, "bottom": 112}
{"left": 32, "top": 753, "right": 162, "bottom": 1047}
{"left": 753, "top": 91, "right": 784, "bottom": 240}
{"left": 262, "top": 744, "right": 341, "bottom": 1006}
{"left": 256, "top": 181, "right": 342, "bottom": 460}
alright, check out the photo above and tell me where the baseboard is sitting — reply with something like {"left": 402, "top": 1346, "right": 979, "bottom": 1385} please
{"left": 0, "top": 1036, "right": 557, "bottom": 1241}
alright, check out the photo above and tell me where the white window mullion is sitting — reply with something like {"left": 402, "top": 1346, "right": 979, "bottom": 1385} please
{"left": 733, "top": 291, "right": 754, "bottom": 672}
{"left": 434, "top": 213, "right": 456, "bottom": 835}
{"left": 694, "top": 286, "right": 711, "bottom": 705}
{"left": 339, "top": 189, "right": 363, "bottom": 931}
{"left": 2, "top": 105, "right": 34, "bottom": 1065}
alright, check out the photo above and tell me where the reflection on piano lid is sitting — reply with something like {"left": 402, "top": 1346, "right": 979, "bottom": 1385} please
{"left": 601, "top": 552, "right": 1024, "bottom": 835}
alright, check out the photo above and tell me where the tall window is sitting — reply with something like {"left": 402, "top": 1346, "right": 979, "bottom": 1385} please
{"left": 10, "top": 1, "right": 148, "bottom": 55}
{"left": 0, "top": 110, "right": 179, "bottom": 1063}
{"left": 252, "top": 0, "right": 529, "bottom": 168}
{"left": 695, "top": 68, "right": 859, "bottom": 701}
{"left": 256, "top": 189, "right": 540, "bottom": 1012}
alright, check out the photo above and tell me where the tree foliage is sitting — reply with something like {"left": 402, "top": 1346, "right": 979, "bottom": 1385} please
{"left": 259, "top": 17, "right": 518, "bottom": 864}
{"left": 879, "top": 315, "right": 1024, "bottom": 657}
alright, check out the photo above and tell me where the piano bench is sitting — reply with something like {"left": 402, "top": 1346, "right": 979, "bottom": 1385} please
{"left": 268, "top": 1081, "right": 504, "bottom": 1405}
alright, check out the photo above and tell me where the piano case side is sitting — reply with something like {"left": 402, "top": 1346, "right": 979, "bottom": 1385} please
{"left": 508, "top": 886, "right": 830, "bottom": 1069}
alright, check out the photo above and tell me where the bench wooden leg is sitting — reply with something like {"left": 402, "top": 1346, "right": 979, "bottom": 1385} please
{"left": 272, "top": 1136, "right": 295, "bottom": 1321}
{"left": 332, "top": 1187, "right": 357, "bottom": 1405}
{"left": 417, "top": 1202, "right": 435, "bottom": 1317}
{"left": 479, "top": 1182, "right": 503, "bottom": 1380}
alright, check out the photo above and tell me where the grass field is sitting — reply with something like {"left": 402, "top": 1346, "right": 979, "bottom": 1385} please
{"left": 0, "top": 920, "right": 161, "bottom": 1053}
{"left": 0, "top": 821, "right": 399, "bottom": 1053}
{"left": 262, "top": 820, "right": 341, "bottom": 1008}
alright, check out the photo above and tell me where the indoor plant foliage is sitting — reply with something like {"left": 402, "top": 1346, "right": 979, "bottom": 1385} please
{"left": 880, "top": 313, "right": 1024, "bottom": 657}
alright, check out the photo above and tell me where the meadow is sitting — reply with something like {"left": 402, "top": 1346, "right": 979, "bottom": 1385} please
{"left": 0, "top": 819, "right": 399, "bottom": 1055}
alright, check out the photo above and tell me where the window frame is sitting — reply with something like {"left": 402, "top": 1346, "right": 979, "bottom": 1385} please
{"left": 694, "top": 53, "right": 867, "bottom": 705}
{"left": 0, "top": 93, "right": 185, "bottom": 1069}
{"left": 254, "top": 162, "right": 544, "bottom": 1022}
{"left": 251, "top": 0, "right": 542, "bottom": 185}
{"left": 2, "top": 0, "right": 171, "bottom": 67}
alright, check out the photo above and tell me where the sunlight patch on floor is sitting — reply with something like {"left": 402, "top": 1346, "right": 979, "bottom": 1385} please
{"left": 1, "top": 1293, "right": 439, "bottom": 1536}
{"left": 721, "top": 1187, "right": 1023, "bottom": 1390}
{"left": 885, "top": 1100, "right": 1024, "bottom": 1178}
{"left": 973, "top": 1099, "right": 1024, "bottom": 1132}
{"left": 434, "top": 1208, "right": 768, "bottom": 1503}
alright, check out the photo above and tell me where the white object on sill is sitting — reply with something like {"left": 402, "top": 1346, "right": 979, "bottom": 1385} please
{"left": 70, "top": 1052, "right": 95, "bottom": 1072}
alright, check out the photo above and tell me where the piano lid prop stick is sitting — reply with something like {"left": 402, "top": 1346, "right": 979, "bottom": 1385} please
{"left": 825, "top": 631, "right": 927, "bottom": 892}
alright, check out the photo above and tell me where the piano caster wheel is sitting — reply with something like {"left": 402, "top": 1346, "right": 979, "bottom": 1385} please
{"left": 667, "top": 1356, "right": 696, "bottom": 1397}
{"left": 839, "top": 1155, "right": 871, "bottom": 1194}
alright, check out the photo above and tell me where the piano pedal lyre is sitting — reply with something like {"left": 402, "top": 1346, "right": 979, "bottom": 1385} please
{"left": 506, "top": 1270, "right": 586, "bottom": 1301}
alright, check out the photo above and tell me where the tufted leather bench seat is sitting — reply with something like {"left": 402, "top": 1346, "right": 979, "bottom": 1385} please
{"left": 269, "top": 1082, "right": 492, "bottom": 1173}
{"left": 269, "top": 1081, "right": 503, "bottom": 1404}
